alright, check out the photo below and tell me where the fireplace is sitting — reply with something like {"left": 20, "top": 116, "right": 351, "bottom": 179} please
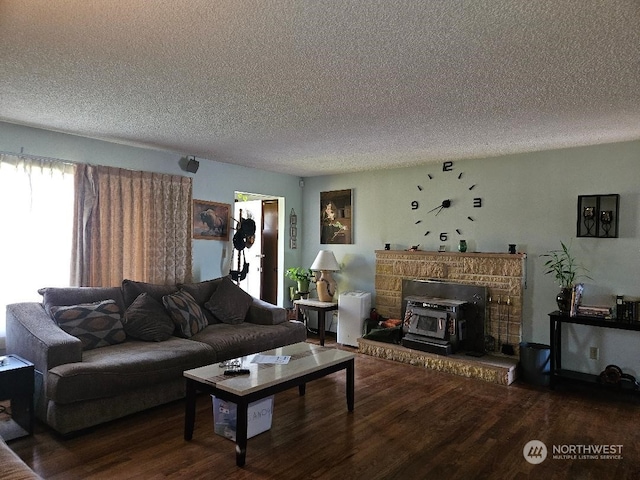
{"left": 402, "top": 296, "right": 469, "bottom": 355}
{"left": 401, "top": 279, "right": 487, "bottom": 356}
{"left": 363, "top": 251, "right": 525, "bottom": 385}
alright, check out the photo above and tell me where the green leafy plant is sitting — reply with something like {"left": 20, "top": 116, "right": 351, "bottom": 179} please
{"left": 540, "top": 241, "right": 591, "bottom": 288}
{"left": 285, "top": 267, "right": 313, "bottom": 282}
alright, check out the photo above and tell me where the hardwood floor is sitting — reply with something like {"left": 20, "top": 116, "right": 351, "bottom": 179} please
{"left": 6, "top": 337, "right": 640, "bottom": 479}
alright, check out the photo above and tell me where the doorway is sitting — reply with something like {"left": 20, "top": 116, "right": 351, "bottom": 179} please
{"left": 234, "top": 192, "right": 283, "bottom": 306}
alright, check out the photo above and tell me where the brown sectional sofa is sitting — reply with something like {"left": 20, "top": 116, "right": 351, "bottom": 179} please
{"left": 6, "top": 276, "right": 306, "bottom": 435}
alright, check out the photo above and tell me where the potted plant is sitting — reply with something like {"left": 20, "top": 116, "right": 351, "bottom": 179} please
{"left": 540, "top": 241, "right": 591, "bottom": 313}
{"left": 285, "top": 267, "right": 313, "bottom": 296}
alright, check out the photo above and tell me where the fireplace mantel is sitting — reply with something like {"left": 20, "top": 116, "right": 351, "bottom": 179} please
{"left": 374, "top": 249, "right": 527, "bottom": 356}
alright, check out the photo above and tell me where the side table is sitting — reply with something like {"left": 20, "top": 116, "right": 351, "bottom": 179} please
{"left": 294, "top": 299, "right": 338, "bottom": 346}
{"left": 0, "top": 355, "right": 34, "bottom": 441}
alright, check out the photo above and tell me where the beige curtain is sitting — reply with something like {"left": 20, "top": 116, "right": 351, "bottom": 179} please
{"left": 72, "top": 164, "right": 192, "bottom": 287}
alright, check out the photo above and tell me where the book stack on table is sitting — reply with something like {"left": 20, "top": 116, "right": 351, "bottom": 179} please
{"left": 574, "top": 305, "right": 614, "bottom": 319}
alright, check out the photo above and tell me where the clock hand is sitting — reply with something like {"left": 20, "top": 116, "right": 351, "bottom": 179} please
{"left": 426, "top": 199, "right": 451, "bottom": 214}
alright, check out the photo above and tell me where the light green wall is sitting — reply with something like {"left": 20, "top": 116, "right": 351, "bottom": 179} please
{"left": 0, "top": 122, "right": 304, "bottom": 306}
{"left": 302, "top": 141, "right": 640, "bottom": 376}
{"left": 3, "top": 121, "right": 640, "bottom": 377}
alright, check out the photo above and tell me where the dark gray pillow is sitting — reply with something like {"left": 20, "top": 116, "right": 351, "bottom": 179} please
{"left": 205, "top": 276, "right": 253, "bottom": 325}
{"left": 122, "top": 279, "right": 178, "bottom": 308}
{"left": 50, "top": 299, "right": 126, "bottom": 350}
{"left": 123, "top": 293, "right": 175, "bottom": 342}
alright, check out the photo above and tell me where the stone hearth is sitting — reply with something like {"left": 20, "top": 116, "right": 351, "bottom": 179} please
{"left": 358, "top": 338, "right": 518, "bottom": 385}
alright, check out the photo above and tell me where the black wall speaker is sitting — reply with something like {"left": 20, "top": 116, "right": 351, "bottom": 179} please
{"left": 186, "top": 158, "right": 200, "bottom": 173}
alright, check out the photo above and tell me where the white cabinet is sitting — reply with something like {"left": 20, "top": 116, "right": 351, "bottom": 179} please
{"left": 337, "top": 291, "right": 371, "bottom": 347}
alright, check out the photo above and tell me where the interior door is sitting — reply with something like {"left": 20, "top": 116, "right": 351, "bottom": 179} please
{"left": 234, "top": 200, "right": 262, "bottom": 299}
{"left": 261, "top": 200, "right": 278, "bottom": 304}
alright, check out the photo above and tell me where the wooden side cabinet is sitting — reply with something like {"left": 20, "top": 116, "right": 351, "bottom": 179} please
{"left": 549, "top": 311, "right": 640, "bottom": 392}
{"left": 0, "top": 354, "right": 35, "bottom": 440}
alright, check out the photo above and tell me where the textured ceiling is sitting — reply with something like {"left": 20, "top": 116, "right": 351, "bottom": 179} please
{"left": 1, "top": 1, "right": 639, "bottom": 177}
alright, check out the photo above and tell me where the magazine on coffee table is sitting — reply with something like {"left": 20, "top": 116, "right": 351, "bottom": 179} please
{"left": 251, "top": 355, "right": 291, "bottom": 364}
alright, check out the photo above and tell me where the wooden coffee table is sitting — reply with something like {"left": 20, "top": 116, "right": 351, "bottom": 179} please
{"left": 183, "top": 342, "right": 355, "bottom": 467}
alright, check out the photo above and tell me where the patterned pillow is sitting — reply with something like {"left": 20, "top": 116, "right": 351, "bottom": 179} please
{"left": 162, "top": 290, "right": 209, "bottom": 338}
{"left": 204, "top": 276, "right": 253, "bottom": 325}
{"left": 123, "top": 293, "right": 175, "bottom": 342}
{"left": 50, "top": 300, "right": 126, "bottom": 350}
{"left": 178, "top": 278, "right": 224, "bottom": 325}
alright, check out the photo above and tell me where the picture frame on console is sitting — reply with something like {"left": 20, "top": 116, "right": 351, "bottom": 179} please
{"left": 193, "top": 199, "right": 231, "bottom": 240}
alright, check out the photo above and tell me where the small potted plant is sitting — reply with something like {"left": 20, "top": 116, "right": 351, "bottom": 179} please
{"left": 540, "top": 241, "right": 591, "bottom": 313}
{"left": 285, "top": 267, "right": 313, "bottom": 296}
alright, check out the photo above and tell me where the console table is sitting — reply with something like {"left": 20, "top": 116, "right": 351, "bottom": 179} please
{"left": 549, "top": 311, "right": 640, "bottom": 391}
{"left": 294, "top": 299, "right": 338, "bottom": 346}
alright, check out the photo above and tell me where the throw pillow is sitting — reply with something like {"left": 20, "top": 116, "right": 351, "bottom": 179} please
{"left": 40, "top": 286, "right": 125, "bottom": 316}
{"left": 50, "top": 299, "right": 126, "bottom": 350}
{"left": 178, "top": 278, "right": 224, "bottom": 325}
{"left": 122, "top": 279, "right": 179, "bottom": 308}
{"left": 204, "top": 276, "right": 253, "bottom": 325}
{"left": 162, "top": 290, "right": 209, "bottom": 338}
{"left": 123, "top": 293, "right": 175, "bottom": 342}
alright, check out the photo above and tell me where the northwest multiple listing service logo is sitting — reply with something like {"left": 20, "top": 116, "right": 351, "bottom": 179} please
{"left": 523, "top": 440, "right": 623, "bottom": 464}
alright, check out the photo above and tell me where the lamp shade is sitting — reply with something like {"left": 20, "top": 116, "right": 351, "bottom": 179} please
{"left": 310, "top": 250, "right": 340, "bottom": 271}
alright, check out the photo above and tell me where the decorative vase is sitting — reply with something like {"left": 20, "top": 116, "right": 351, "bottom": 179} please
{"left": 556, "top": 287, "right": 573, "bottom": 313}
{"left": 458, "top": 240, "right": 467, "bottom": 253}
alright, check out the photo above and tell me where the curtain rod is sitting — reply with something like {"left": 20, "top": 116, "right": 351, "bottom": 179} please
{"left": 0, "top": 149, "right": 77, "bottom": 166}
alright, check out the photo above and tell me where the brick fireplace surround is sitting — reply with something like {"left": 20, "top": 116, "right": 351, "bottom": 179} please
{"left": 357, "top": 250, "right": 527, "bottom": 385}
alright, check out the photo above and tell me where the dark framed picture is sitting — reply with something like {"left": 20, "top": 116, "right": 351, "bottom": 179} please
{"left": 193, "top": 200, "right": 230, "bottom": 240}
{"left": 320, "top": 189, "right": 353, "bottom": 244}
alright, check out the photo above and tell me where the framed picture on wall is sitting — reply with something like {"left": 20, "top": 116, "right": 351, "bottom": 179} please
{"left": 193, "top": 200, "right": 231, "bottom": 240}
{"left": 320, "top": 189, "right": 353, "bottom": 244}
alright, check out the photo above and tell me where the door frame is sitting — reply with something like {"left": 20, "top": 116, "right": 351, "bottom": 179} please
{"left": 234, "top": 192, "right": 286, "bottom": 307}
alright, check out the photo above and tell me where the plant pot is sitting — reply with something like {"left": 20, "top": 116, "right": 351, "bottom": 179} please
{"left": 556, "top": 287, "right": 573, "bottom": 313}
{"left": 289, "top": 286, "right": 301, "bottom": 302}
{"left": 297, "top": 279, "right": 310, "bottom": 294}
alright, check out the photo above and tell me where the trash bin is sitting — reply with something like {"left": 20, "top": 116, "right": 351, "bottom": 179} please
{"left": 519, "top": 342, "right": 550, "bottom": 387}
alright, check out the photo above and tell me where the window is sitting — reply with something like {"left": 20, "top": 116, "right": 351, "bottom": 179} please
{"left": 0, "top": 155, "right": 75, "bottom": 342}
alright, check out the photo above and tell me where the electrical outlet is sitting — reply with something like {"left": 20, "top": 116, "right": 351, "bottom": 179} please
{"left": 589, "top": 347, "right": 599, "bottom": 360}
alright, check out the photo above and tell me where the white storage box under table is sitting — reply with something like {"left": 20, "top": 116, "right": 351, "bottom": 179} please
{"left": 212, "top": 395, "right": 274, "bottom": 441}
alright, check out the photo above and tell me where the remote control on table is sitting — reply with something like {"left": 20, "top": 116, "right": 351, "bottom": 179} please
{"left": 224, "top": 369, "right": 250, "bottom": 376}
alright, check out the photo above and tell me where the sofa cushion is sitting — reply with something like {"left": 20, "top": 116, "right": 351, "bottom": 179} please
{"left": 246, "top": 298, "right": 287, "bottom": 325}
{"left": 190, "top": 321, "right": 307, "bottom": 361}
{"left": 204, "top": 276, "right": 253, "bottom": 325}
{"left": 50, "top": 300, "right": 126, "bottom": 350}
{"left": 40, "top": 286, "right": 125, "bottom": 316}
{"left": 122, "top": 279, "right": 178, "bottom": 308}
{"left": 162, "top": 290, "right": 209, "bottom": 338}
{"left": 46, "top": 337, "right": 216, "bottom": 404}
{"left": 178, "top": 278, "right": 224, "bottom": 325}
{"left": 123, "top": 293, "right": 175, "bottom": 342}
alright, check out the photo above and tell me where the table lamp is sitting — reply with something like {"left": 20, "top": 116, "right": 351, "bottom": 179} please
{"left": 310, "top": 250, "right": 340, "bottom": 302}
